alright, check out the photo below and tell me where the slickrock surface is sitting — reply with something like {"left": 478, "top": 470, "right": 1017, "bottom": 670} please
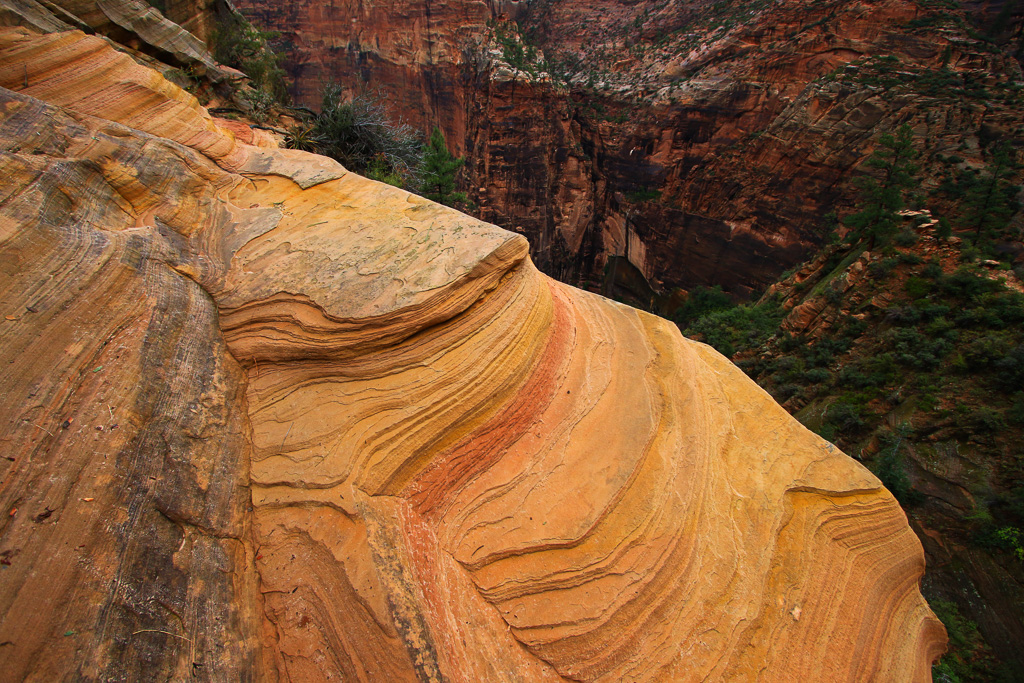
{"left": 0, "top": 27, "right": 945, "bottom": 681}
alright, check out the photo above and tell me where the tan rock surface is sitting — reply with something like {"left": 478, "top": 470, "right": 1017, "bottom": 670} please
{"left": 0, "top": 27, "right": 945, "bottom": 681}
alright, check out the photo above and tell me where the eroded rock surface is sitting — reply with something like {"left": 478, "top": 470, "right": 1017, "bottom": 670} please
{"left": 0, "top": 26, "right": 946, "bottom": 681}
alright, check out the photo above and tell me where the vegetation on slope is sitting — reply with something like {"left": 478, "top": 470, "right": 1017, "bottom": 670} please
{"left": 678, "top": 124, "right": 1024, "bottom": 680}
{"left": 284, "top": 87, "right": 470, "bottom": 208}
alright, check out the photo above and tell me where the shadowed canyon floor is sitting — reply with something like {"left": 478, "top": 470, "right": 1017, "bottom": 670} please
{"left": 0, "top": 25, "right": 947, "bottom": 681}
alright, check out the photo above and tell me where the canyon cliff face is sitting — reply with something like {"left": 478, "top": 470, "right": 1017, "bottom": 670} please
{"left": 233, "top": 0, "right": 1023, "bottom": 297}
{"left": 0, "top": 11, "right": 948, "bottom": 681}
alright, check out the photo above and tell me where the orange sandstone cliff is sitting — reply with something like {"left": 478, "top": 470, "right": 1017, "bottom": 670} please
{"left": 0, "top": 25, "right": 946, "bottom": 681}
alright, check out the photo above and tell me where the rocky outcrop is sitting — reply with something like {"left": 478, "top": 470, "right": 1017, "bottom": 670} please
{"left": 233, "top": 0, "right": 1024, "bottom": 297}
{"left": 0, "top": 24, "right": 946, "bottom": 681}
{"left": 0, "top": 0, "right": 244, "bottom": 95}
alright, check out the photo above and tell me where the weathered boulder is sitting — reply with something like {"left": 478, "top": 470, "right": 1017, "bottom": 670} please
{"left": 0, "top": 27, "right": 945, "bottom": 681}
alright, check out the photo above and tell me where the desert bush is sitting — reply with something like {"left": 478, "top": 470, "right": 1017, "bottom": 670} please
{"left": 299, "top": 84, "right": 422, "bottom": 186}
{"left": 962, "top": 407, "right": 1006, "bottom": 433}
{"left": 938, "top": 267, "right": 1001, "bottom": 301}
{"left": 801, "top": 367, "right": 833, "bottom": 384}
{"left": 961, "top": 334, "right": 1012, "bottom": 369}
{"left": 893, "top": 229, "right": 919, "bottom": 246}
{"left": 898, "top": 250, "right": 923, "bottom": 265}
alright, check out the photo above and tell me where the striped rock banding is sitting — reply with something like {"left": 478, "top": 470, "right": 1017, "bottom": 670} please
{"left": 0, "top": 26, "right": 945, "bottom": 681}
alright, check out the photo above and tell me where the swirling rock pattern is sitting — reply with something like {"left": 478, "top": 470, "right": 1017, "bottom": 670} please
{"left": 0, "top": 27, "right": 945, "bottom": 681}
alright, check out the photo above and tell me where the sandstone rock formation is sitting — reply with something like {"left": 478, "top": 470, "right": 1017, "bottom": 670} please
{"left": 233, "top": 0, "right": 1024, "bottom": 296}
{"left": 0, "top": 25, "right": 946, "bottom": 681}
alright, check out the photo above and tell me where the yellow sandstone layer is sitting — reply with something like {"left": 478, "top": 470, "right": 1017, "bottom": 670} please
{"left": 0, "top": 27, "right": 946, "bottom": 681}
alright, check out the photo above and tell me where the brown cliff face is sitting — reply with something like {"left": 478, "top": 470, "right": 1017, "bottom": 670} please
{"left": 233, "top": 0, "right": 1023, "bottom": 297}
{"left": 0, "top": 19, "right": 947, "bottom": 682}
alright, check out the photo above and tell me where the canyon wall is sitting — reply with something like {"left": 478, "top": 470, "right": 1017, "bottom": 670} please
{"left": 233, "top": 0, "right": 1023, "bottom": 297}
{"left": 0, "top": 11, "right": 948, "bottom": 681}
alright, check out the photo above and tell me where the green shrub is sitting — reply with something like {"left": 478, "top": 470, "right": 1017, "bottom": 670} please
{"left": 964, "top": 407, "right": 1006, "bottom": 433}
{"left": 922, "top": 261, "right": 944, "bottom": 279}
{"left": 890, "top": 327, "right": 954, "bottom": 369}
{"left": 842, "top": 317, "right": 869, "bottom": 338}
{"left": 994, "top": 344, "right": 1024, "bottom": 390}
{"left": 886, "top": 304, "right": 922, "bottom": 325}
{"left": 930, "top": 598, "right": 994, "bottom": 683}
{"left": 824, "top": 401, "right": 865, "bottom": 432}
{"left": 938, "top": 267, "right": 1001, "bottom": 301}
{"left": 994, "top": 526, "right": 1024, "bottom": 562}
{"left": 801, "top": 367, "right": 833, "bottom": 384}
{"left": 915, "top": 302, "right": 952, "bottom": 321}
{"left": 893, "top": 228, "right": 919, "bottom": 246}
{"left": 685, "top": 302, "right": 784, "bottom": 358}
{"left": 898, "top": 251, "right": 923, "bottom": 265}
{"left": 869, "top": 257, "right": 898, "bottom": 279}
{"left": 625, "top": 188, "right": 662, "bottom": 202}
{"left": 1008, "top": 392, "right": 1024, "bottom": 425}
{"left": 961, "top": 334, "right": 1012, "bottom": 369}
{"left": 905, "top": 276, "right": 931, "bottom": 299}
{"left": 773, "top": 384, "right": 805, "bottom": 401}
{"left": 839, "top": 354, "right": 896, "bottom": 389}
{"left": 672, "top": 286, "right": 734, "bottom": 328}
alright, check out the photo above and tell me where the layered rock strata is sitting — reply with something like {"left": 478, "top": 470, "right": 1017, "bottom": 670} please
{"left": 0, "top": 26, "right": 945, "bottom": 680}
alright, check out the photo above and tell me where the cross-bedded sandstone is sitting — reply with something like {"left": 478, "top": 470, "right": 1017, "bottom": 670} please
{"left": 0, "top": 26, "right": 946, "bottom": 681}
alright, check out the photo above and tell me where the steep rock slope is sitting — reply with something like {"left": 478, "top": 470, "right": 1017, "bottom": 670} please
{"left": 233, "top": 0, "right": 1023, "bottom": 296}
{"left": 0, "top": 24, "right": 945, "bottom": 681}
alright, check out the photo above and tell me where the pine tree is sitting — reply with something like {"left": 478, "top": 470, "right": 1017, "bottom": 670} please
{"left": 419, "top": 127, "right": 467, "bottom": 208}
{"left": 964, "top": 142, "right": 1019, "bottom": 242}
{"left": 845, "top": 124, "right": 919, "bottom": 248}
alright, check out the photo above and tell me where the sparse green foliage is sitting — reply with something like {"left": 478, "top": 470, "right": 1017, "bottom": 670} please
{"left": 994, "top": 526, "right": 1024, "bottom": 561}
{"left": 684, "top": 300, "right": 784, "bottom": 358}
{"left": 419, "top": 127, "right": 467, "bottom": 207}
{"left": 489, "top": 19, "right": 541, "bottom": 76}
